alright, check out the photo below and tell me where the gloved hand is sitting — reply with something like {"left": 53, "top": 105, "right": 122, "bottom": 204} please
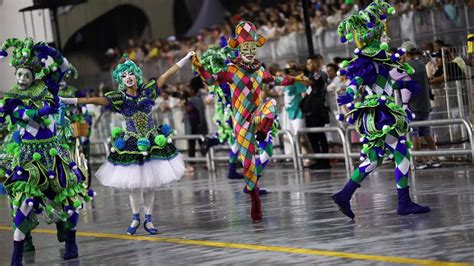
{"left": 337, "top": 92, "right": 354, "bottom": 106}
{"left": 38, "top": 102, "right": 57, "bottom": 117}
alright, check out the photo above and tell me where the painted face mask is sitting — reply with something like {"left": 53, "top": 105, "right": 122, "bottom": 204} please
{"left": 239, "top": 42, "right": 257, "bottom": 63}
{"left": 121, "top": 71, "right": 138, "bottom": 88}
{"left": 16, "top": 68, "right": 34, "bottom": 90}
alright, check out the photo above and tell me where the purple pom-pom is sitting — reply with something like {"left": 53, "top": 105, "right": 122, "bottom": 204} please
{"left": 380, "top": 14, "right": 387, "bottom": 20}
{"left": 367, "top": 22, "right": 375, "bottom": 28}
{"left": 378, "top": 96, "right": 387, "bottom": 104}
{"left": 397, "top": 48, "right": 405, "bottom": 56}
{"left": 336, "top": 114, "right": 345, "bottom": 121}
{"left": 390, "top": 54, "right": 400, "bottom": 62}
{"left": 338, "top": 69, "right": 347, "bottom": 75}
{"left": 88, "top": 189, "right": 95, "bottom": 198}
{"left": 25, "top": 198, "right": 34, "bottom": 207}
{"left": 0, "top": 50, "right": 7, "bottom": 58}
{"left": 69, "top": 162, "right": 77, "bottom": 169}
{"left": 340, "top": 37, "right": 347, "bottom": 43}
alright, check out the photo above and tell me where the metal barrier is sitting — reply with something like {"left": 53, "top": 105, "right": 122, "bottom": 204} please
{"left": 172, "top": 135, "right": 212, "bottom": 169}
{"left": 295, "top": 127, "right": 351, "bottom": 176}
{"left": 344, "top": 119, "right": 473, "bottom": 171}
{"left": 208, "top": 130, "right": 299, "bottom": 171}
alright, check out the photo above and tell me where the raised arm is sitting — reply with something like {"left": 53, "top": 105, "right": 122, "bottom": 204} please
{"left": 262, "top": 70, "right": 310, "bottom": 87}
{"left": 60, "top": 96, "right": 109, "bottom": 106}
{"left": 157, "top": 51, "right": 195, "bottom": 88}
{"left": 192, "top": 55, "right": 232, "bottom": 86}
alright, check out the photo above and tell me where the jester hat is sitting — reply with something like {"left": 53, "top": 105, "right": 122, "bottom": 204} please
{"left": 0, "top": 37, "right": 68, "bottom": 82}
{"left": 228, "top": 21, "right": 266, "bottom": 48}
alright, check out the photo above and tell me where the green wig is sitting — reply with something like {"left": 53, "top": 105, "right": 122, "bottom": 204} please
{"left": 112, "top": 55, "right": 143, "bottom": 90}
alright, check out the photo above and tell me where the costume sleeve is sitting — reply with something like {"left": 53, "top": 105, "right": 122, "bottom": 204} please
{"left": 295, "top": 82, "right": 307, "bottom": 94}
{"left": 104, "top": 90, "right": 125, "bottom": 113}
{"left": 195, "top": 65, "right": 233, "bottom": 86}
{"left": 143, "top": 79, "right": 161, "bottom": 101}
{"left": 262, "top": 69, "right": 295, "bottom": 86}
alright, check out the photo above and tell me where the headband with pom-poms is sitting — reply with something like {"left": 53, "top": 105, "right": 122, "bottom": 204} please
{"left": 337, "top": 0, "right": 394, "bottom": 48}
{"left": 0, "top": 37, "right": 68, "bottom": 81}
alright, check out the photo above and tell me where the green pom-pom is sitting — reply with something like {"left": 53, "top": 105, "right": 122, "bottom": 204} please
{"left": 14, "top": 151, "right": 21, "bottom": 157}
{"left": 406, "top": 140, "right": 413, "bottom": 149}
{"left": 33, "top": 152, "right": 41, "bottom": 161}
{"left": 84, "top": 195, "right": 91, "bottom": 202}
{"left": 0, "top": 99, "right": 5, "bottom": 106}
{"left": 406, "top": 66, "right": 415, "bottom": 75}
{"left": 382, "top": 125, "right": 391, "bottom": 133}
{"left": 346, "top": 33, "right": 353, "bottom": 41}
{"left": 341, "top": 60, "right": 350, "bottom": 68}
{"left": 49, "top": 148, "right": 58, "bottom": 156}
{"left": 154, "top": 135, "right": 167, "bottom": 148}
{"left": 380, "top": 42, "right": 389, "bottom": 51}
{"left": 111, "top": 127, "right": 122, "bottom": 138}
{"left": 73, "top": 200, "right": 82, "bottom": 208}
{"left": 62, "top": 144, "right": 70, "bottom": 149}
{"left": 46, "top": 205, "right": 54, "bottom": 213}
{"left": 355, "top": 102, "right": 362, "bottom": 108}
{"left": 43, "top": 118, "right": 52, "bottom": 126}
{"left": 387, "top": 7, "right": 395, "bottom": 14}
{"left": 60, "top": 212, "right": 68, "bottom": 221}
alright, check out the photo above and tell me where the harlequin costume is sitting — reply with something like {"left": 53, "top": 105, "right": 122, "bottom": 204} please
{"left": 193, "top": 22, "right": 300, "bottom": 221}
{"left": 200, "top": 39, "right": 278, "bottom": 184}
{"left": 332, "top": 0, "right": 430, "bottom": 219}
{"left": 0, "top": 38, "right": 95, "bottom": 265}
{"left": 61, "top": 53, "right": 193, "bottom": 235}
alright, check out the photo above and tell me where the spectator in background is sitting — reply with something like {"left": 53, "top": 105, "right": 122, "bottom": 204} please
{"left": 185, "top": 77, "right": 209, "bottom": 172}
{"left": 393, "top": 41, "right": 441, "bottom": 169}
{"left": 283, "top": 61, "right": 312, "bottom": 162}
{"left": 303, "top": 54, "right": 331, "bottom": 169}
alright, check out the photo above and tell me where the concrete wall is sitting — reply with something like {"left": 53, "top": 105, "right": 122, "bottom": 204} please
{"left": 0, "top": 0, "right": 54, "bottom": 92}
{"left": 57, "top": 0, "right": 175, "bottom": 49}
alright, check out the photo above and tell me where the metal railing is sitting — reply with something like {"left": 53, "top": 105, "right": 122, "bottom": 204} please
{"left": 295, "top": 127, "right": 351, "bottom": 176}
{"left": 172, "top": 135, "right": 212, "bottom": 170}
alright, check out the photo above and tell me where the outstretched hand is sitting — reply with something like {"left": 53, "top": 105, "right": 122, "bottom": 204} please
{"left": 191, "top": 54, "right": 201, "bottom": 68}
{"left": 294, "top": 74, "right": 311, "bottom": 86}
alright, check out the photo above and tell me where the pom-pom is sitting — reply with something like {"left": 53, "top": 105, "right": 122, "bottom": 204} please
{"left": 137, "top": 138, "right": 151, "bottom": 151}
{"left": 62, "top": 144, "right": 70, "bottom": 149}
{"left": 0, "top": 50, "right": 7, "bottom": 58}
{"left": 41, "top": 58, "right": 47, "bottom": 63}
{"left": 43, "top": 118, "right": 52, "bottom": 127}
{"left": 142, "top": 151, "right": 148, "bottom": 156}
{"left": 33, "top": 152, "right": 42, "bottom": 161}
{"left": 154, "top": 134, "right": 167, "bottom": 148}
{"left": 388, "top": 7, "right": 395, "bottom": 14}
{"left": 46, "top": 205, "right": 54, "bottom": 213}
{"left": 110, "top": 147, "right": 116, "bottom": 153}
{"left": 367, "top": 22, "right": 375, "bottom": 28}
{"left": 167, "top": 137, "right": 172, "bottom": 143}
{"left": 84, "top": 195, "right": 91, "bottom": 202}
{"left": 346, "top": 33, "right": 353, "bottom": 41}
{"left": 114, "top": 138, "right": 126, "bottom": 150}
{"left": 87, "top": 189, "right": 95, "bottom": 198}
{"left": 380, "top": 14, "right": 387, "bottom": 20}
{"left": 354, "top": 48, "right": 361, "bottom": 55}
{"left": 338, "top": 69, "right": 347, "bottom": 75}
{"left": 16, "top": 170, "right": 22, "bottom": 175}
{"left": 73, "top": 200, "right": 82, "bottom": 208}
{"left": 12, "top": 131, "right": 21, "bottom": 144}
{"left": 0, "top": 99, "right": 4, "bottom": 108}
{"left": 107, "top": 137, "right": 111, "bottom": 143}
{"left": 359, "top": 156, "right": 366, "bottom": 161}
{"left": 160, "top": 123, "right": 172, "bottom": 137}
{"left": 382, "top": 125, "right": 390, "bottom": 133}
{"left": 27, "top": 199, "right": 34, "bottom": 207}
{"left": 341, "top": 60, "right": 350, "bottom": 68}
{"left": 336, "top": 114, "right": 345, "bottom": 121}
{"left": 346, "top": 116, "right": 355, "bottom": 124}
{"left": 340, "top": 36, "right": 347, "bottom": 43}
{"left": 354, "top": 102, "right": 362, "bottom": 108}
{"left": 397, "top": 48, "right": 406, "bottom": 56}
{"left": 67, "top": 209, "right": 74, "bottom": 215}
{"left": 406, "top": 66, "right": 415, "bottom": 75}
{"left": 111, "top": 127, "right": 122, "bottom": 138}
{"left": 49, "top": 148, "right": 58, "bottom": 156}
{"left": 380, "top": 42, "right": 389, "bottom": 51}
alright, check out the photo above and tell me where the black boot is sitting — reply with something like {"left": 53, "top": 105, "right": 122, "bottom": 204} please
{"left": 11, "top": 240, "right": 24, "bottom": 266}
{"left": 332, "top": 179, "right": 361, "bottom": 219}
{"left": 23, "top": 233, "right": 35, "bottom": 253}
{"left": 56, "top": 221, "right": 66, "bottom": 242}
{"left": 397, "top": 187, "right": 431, "bottom": 215}
{"left": 227, "top": 163, "right": 244, "bottom": 179}
{"left": 63, "top": 230, "right": 78, "bottom": 260}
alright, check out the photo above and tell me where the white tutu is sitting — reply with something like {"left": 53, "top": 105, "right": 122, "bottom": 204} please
{"left": 95, "top": 154, "right": 185, "bottom": 190}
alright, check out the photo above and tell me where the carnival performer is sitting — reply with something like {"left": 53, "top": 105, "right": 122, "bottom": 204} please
{"left": 0, "top": 37, "right": 95, "bottom": 265}
{"left": 193, "top": 21, "right": 308, "bottom": 222}
{"left": 60, "top": 52, "right": 194, "bottom": 235}
{"left": 332, "top": 0, "right": 431, "bottom": 219}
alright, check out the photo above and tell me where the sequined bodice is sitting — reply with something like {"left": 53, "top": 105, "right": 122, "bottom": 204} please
{"left": 121, "top": 95, "right": 155, "bottom": 136}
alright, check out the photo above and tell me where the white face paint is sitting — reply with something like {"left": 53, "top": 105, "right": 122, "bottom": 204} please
{"left": 16, "top": 68, "right": 34, "bottom": 90}
{"left": 120, "top": 71, "right": 137, "bottom": 88}
{"left": 239, "top": 42, "right": 257, "bottom": 63}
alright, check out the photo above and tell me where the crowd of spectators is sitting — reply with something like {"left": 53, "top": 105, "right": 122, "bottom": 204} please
{"left": 103, "top": 0, "right": 469, "bottom": 69}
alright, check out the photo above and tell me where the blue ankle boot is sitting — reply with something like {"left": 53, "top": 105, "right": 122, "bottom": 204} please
{"left": 144, "top": 214, "right": 158, "bottom": 235}
{"left": 332, "top": 179, "right": 360, "bottom": 219}
{"left": 11, "top": 240, "right": 24, "bottom": 266}
{"left": 126, "top": 213, "right": 140, "bottom": 235}
{"left": 397, "top": 187, "right": 431, "bottom": 215}
{"left": 63, "top": 230, "right": 78, "bottom": 260}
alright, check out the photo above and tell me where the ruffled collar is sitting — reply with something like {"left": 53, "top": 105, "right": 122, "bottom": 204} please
{"left": 231, "top": 57, "right": 262, "bottom": 73}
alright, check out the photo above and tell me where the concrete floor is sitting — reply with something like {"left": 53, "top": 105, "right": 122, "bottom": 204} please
{"left": 1, "top": 163, "right": 473, "bottom": 265}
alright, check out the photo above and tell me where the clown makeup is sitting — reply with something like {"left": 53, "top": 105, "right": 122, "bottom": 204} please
{"left": 121, "top": 71, "right": 138, "bottom": 89}
{"left": 239, "top": 42, "right": 257, "bottom": 63}
{"left": 16, "top": 68, "right": 34, "bottom": 90}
